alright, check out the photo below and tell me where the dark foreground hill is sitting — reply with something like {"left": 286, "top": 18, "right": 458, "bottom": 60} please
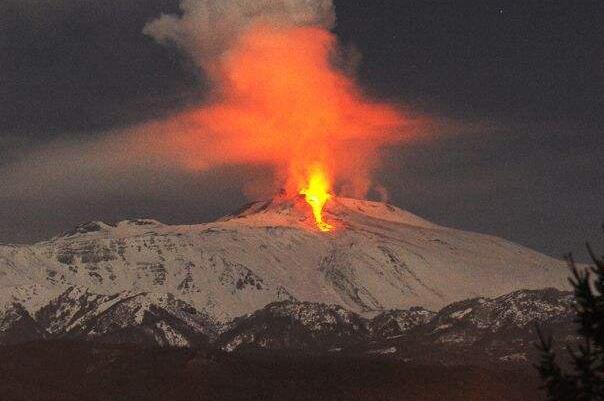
{"left": 0, "top": 341, "right": 544, "bottom": 401}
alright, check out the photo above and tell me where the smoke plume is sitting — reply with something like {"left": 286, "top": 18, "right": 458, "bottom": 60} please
{"left": 144, "top": 0, "right": 335, "bottom": 71}
{"left": 141, "top": 0, "right": 411, "bottom": 198}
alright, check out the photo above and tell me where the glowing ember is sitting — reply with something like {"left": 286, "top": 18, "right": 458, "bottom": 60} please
{"left": 300, "top": 166, "right": 333, "bottom": 232}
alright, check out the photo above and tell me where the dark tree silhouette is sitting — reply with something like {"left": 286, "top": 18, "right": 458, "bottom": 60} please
{"left": 536, "top": 227, "right": 604, "bottom": 401}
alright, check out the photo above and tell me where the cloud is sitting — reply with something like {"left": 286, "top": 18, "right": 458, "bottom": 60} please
{"left": 0, "top": 128, "right": 256, "bottom": 243}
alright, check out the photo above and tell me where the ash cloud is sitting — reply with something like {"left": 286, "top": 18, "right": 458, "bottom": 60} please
{"left": 140, "top": 0, "right": 414, "bottom": 199}
{"left": 143, "top": 0, "right": 335, "bottom": 70}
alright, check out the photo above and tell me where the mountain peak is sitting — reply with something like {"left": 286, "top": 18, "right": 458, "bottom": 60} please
{"left": 220, "top": 195, "right": 441, "bottom": 231}
{"left": 60, "top": 221, "right": 115, "bottom": 237}
{"left": 57, "top": 219, "right": 165, "bottom": 240}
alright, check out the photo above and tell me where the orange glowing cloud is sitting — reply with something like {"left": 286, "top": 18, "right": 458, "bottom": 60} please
{"left": 153, "top": 25, "right": 408, "bottom": 199}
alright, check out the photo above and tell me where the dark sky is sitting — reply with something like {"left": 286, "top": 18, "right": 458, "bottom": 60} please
{"left": 1, "top": 0, "right": 602, "bottom": 261}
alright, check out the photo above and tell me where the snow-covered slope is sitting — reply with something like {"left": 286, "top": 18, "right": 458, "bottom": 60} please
{"left": 214, "top": 288, "right": 577, "bottom": 362}
{"left": 373, "top": 288, "right": 579, "bottom": 364}
{"left": 0, "top": 196, "right": 570, "bottom": 324}
{"left": 219, "top": 300, "right": 370, "bottom": 352}
{"left": 1, "top": 284, "right": 576, "bottom": 361}
{"left": 64, "top": 292, "right": 218, "bottom": 347}
{"left": 404, "top": 288, "right": 576, "bottom": 347}
{"left": 370, "top": 307, "right": 436, "bottom": 339}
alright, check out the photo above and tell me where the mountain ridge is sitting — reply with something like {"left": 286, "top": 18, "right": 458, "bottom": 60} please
{"left": 0, "top": 285, "right": 578, "bottom": 367}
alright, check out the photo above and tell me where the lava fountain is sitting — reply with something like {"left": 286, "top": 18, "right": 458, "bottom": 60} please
{"left": 299, "top": 165, "right": 333, "bottom": 232}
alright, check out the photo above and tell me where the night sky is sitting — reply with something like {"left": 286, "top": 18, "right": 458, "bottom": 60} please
{"left": 1, "top": 0, "right": 602, "bottom": 261}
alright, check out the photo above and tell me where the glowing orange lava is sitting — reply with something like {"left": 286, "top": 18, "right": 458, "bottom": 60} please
{"left": 299, "top": 166, "right": 333, "bottom": 232}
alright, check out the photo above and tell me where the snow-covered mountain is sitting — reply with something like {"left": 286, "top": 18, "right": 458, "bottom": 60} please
{"left": 0, "top": 195, "right": 570, "bottom": 327}
{"left": 378, "top": 288, "right": 579, "bottom": 364}
{"left": 216, "top": 288, "right": 578, "bottom": 363}
{"left": 37, "top": 287, "right": 219, "bottom": 346}
{"left": 369, "top": 307, "right": 436, "bottom": 338}
{"left": 213, "top": 288, "right": 578, "bottom": 365}
{"left": 0, "top": 284, "right": 578, "bottom": 366}
{"left": 218, "top": 300, "right": 371, "bottom": 352}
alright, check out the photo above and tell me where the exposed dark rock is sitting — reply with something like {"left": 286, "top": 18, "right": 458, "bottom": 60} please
{"left": 0, "top": 303, "right": 47, "bottom": 345}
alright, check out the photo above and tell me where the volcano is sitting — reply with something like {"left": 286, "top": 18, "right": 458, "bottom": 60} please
{"left": 0, "top": 196, "right": 570, "bottom": 326}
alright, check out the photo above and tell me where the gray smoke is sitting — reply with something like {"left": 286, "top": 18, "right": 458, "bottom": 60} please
{"left": 143, "top": 0, "right": 335, "bottom": 69}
